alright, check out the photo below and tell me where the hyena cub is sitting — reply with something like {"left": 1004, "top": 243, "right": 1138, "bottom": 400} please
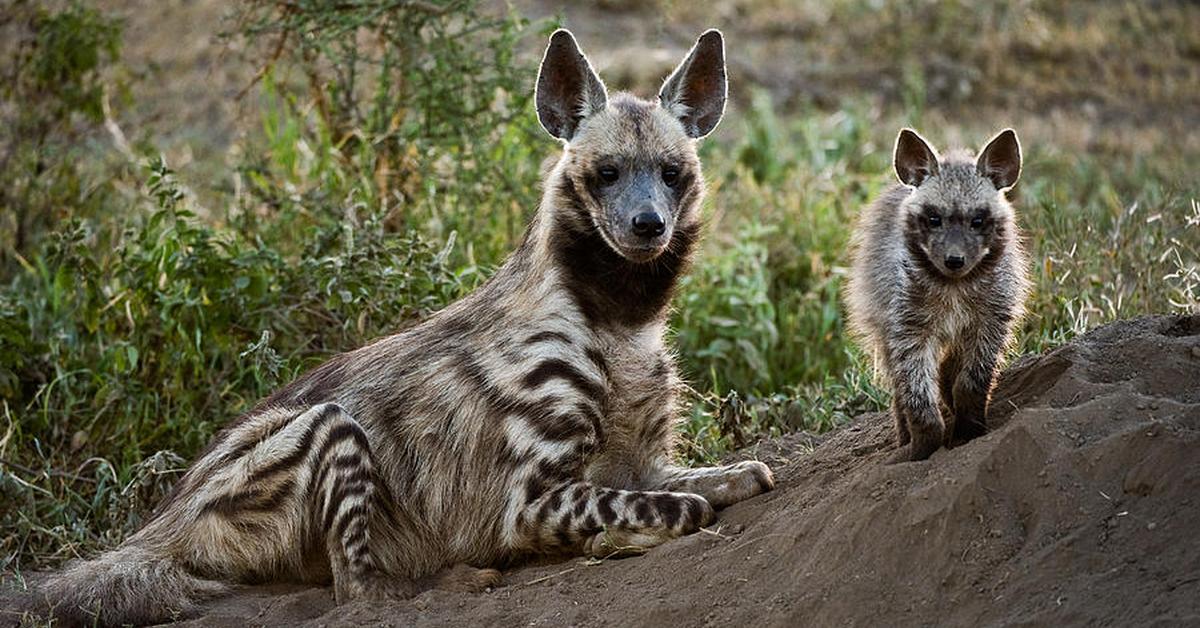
{"left": 37, "top": 29, "right": 773, "bottom": 626}
{"left": 845, "top": 128, "right": 1031, "bottom": 462}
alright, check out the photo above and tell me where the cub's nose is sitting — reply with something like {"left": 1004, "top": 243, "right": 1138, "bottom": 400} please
{"left": 945, "top": 255, "right": 965, "bottom": 270}
{"left": 631, "top": 211, "right": 666, "bottom": 238}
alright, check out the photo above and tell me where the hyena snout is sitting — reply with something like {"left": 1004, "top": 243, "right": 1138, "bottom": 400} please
{"left": 631, "top": 209, "right": 666, "bottom": 238}
{"left": 944, "top": 254, "right": 965, "bottom": 270}
{"left": 610, "top": 199, "right": 674, "bottom": 262}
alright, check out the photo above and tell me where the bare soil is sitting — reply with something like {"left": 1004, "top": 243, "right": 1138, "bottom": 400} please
{"left": 107, "top": 314, "right": 1196, "bottom": 627}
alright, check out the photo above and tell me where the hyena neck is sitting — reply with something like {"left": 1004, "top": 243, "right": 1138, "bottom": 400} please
{"left": 523, "top": 176, "right": 700, "bottom": 331}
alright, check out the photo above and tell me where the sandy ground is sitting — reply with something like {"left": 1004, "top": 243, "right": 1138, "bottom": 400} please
{"left": 77, "top": 314, "right": 1192, "bottom": 627}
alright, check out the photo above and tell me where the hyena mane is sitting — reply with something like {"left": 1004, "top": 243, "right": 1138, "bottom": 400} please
{"left": 36, "top": 29, "right": 774, "bottom": 627}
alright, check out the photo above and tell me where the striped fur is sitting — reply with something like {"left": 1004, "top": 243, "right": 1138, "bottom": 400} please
{"left": 844, "top": 128, "right": 1031, "bottom": 462}
{"left": 38, "top": 29, "right": 773, "bottom": 626}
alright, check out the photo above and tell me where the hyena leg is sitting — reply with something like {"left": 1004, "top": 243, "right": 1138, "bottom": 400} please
{"left": 516, "top": 483, "right": 714, "bottom": 558}
{"left": 649, "top": 461, "right": 774, "bottom": 509}
{"left": 891, "top": 397, "right": 911, "bottom": 447}
{"left": 938, "top": 352, "right": 961, "bottom": 410}
{"left": 950, "top": 326, "right": 1007, "bottom": 443}
{"left": 885, "top": 337, "right": 943, "bottom": 462}
{"left": 195, "top": 403, "right": 410, "bottom": 603}
{"left": 304, "top": 407, "right": 403, "bottom": 602}
{"left": 938, "top": 351, "right": 962, "bottom": 440}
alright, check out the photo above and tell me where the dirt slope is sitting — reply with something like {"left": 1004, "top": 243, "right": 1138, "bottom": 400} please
{"left": 155, "top": 314, "right": 1199, "bottom": 627}
{"left": 5, "top": 315, "right": 1198, "bottom": 626}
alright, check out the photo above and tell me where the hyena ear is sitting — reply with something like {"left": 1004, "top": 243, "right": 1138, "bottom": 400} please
{"left": 659, "top": 29, "right": 727, "bottom": 139}
{"left": 536, "top": 29, "right": 608, "bottom": 142}
{"left": 976, "top": 128, "right": 1022, "bottom": 190}
{"left": 893, "top": 128, "right": 940, "bottom": 187}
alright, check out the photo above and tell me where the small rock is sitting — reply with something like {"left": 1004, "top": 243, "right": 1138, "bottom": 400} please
{"left": 1147, "top": 522, "right": 1157, "bottom": 530}
{"left": 1191, "top": 346, "right": 1200, "bottom": 359}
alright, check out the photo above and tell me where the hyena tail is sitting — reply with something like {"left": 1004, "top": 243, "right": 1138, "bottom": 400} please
{"left": 38, "top": 543, "right": 228, "bottom": 626}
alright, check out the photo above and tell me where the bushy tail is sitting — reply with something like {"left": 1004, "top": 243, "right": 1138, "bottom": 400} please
{"left": 37, "top": 544, "right": 228, "bottom": 626}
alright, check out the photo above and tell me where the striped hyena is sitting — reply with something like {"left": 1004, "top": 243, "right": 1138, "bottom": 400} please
{"left": 38, "top": 29, "right": 774, "bottom": 625}
{"left": 844, "top": 128, "right": 1031, "bottom": 462}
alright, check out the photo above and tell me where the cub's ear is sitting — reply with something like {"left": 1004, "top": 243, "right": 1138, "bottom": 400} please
{"left": 659, "top": 29, "right": 727, "bottom": 139}
{"left": 976, "top": 128, "right": 1022, "bottom": 190}
{"left": 536, "top": 29, "right": 608, "bottom": 141}
{"left": 893, "top": 128, "right": 940, "bottom": 187}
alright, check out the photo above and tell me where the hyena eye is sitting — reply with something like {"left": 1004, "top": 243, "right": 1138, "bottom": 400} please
{"left": 970, "top": 216, "right": 985, "bottom": 229}
{"left": 598, "top": 166, "right": 619, "bottom": 184}
{"left": 926, "top": 214, "right": 942, "bottom": 228}
{"left": 661, "top": 166, "right": 680, "bottom": 187}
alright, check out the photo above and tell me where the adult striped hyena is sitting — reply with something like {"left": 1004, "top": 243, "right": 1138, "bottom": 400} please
{"left": 844, "top": 128, "right": 1031, "bottom": 462}
{"left": 38, "top": 29, "right": 774, "bottom": 625}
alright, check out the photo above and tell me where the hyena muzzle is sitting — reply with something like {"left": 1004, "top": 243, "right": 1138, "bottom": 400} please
{"left": 35, "top": 29, "right": 774, "bottom": 626}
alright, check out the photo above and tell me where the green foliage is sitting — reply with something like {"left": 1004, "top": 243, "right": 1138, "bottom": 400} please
{"left": 0, "top": 0, "right": 123, "bottom": 273}
{"left": 229, "top": 0, "right": 551, "bottom": 265}
{"left": 677, "top": 96, "right": 882, "bottom": 396}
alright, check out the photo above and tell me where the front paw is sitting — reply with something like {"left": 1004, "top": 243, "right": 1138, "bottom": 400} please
{"left": 951, "top": 413, "right": 987, "bottom": 443}
{"left": 337, "top": 570, "right": 420, "bottom": 604}
{"left": 710, "top": 460, "right": 774, "bottom": 508}
{"left": 428, "top": 564, "right": 503, "bottom": 593}
{"left": 888, "top": 427, "right": 942, "bottom": 463}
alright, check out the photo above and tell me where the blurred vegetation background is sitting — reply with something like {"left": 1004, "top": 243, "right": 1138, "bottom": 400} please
{"left": 1, "top": 0, "right": 1197, "bottom": 573}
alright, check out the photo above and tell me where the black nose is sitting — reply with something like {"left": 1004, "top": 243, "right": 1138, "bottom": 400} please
{"left": 631, "top": 211, "right": 666, "bottom": 238}
{"left": 945, "top": 255, "right": 965, "bottom": 270}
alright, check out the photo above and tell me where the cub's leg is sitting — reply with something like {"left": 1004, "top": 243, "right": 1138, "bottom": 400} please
{"left": 514, "top": 483, "right": 714, "bottom": 557}
{"left": 184, "top": 403, "right": 412, "bottom": 603}
{"left": 891, "top": 397, "right": 911, "bottom": 447}
{"left": 938, "top": 351, "right": 962, "bottom": 440}
{"left": 949, "top": 323, "right": 1008, "bottom": 443}
{"left": 884, "top": 335, "right": 943, "bottom": 462}
{"left": 648, "top": 461, "right": 774, "bottom": 509}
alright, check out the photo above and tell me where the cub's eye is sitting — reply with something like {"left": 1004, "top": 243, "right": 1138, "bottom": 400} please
{"left": 926, "top": 214, "right": 942, "bottom": 228}
{"left": 598, "top": 166, "right": 619, "bottom": 184}
{"left": 970, "top": 216, "right": 985, "bottom": 229}
{"left": 662, "top": 166, "right": 680, "bottom": 187}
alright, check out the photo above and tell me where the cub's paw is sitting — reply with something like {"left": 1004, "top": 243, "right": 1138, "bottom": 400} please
{"left": 950, "top": 414, "right": 988, "bottom": 444}
{"left": 887, "top": 436, "right": 942, "bottom": 463}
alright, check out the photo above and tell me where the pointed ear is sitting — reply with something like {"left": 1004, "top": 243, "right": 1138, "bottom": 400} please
{"left": 976, "top": 128, "right": 1022, "bottom": 190}
{"left": 894, "top": 128, "right": 940, "bottom": 187}
{"left": 535, "top": 29, "right": 608, "bottom": 141}
{"left": 659, "top": 29, "right": 727, "bottom": 139}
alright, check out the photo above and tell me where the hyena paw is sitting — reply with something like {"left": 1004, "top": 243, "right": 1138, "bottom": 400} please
{"left": 888, "top": 434, "right": 942, "bottom": 463}
{"left": 685, "top": 493, "right": 717, "bottom": 529}
{"left": 710, "top": 460, "right": 775, "bottom": 508}
{"left": 338, "top": 571, "right": 420, "bottom": 604}
{"left": 951, "top": 414, "right": 987, "bottom": 443}
{"left": 428, "top": 564, "right": 503, "bottom": 593}
{"left": 583, "top": 528, "right": 663, "bottom": 558}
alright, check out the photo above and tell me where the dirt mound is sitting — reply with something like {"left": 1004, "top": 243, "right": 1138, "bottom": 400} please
{"left": 8, "top": 315, "right": 1200, "bottom": 626}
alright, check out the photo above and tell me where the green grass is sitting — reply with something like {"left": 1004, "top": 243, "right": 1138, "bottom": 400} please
{"left": 2, "top": 0, "right": 1199, "bottom": 576}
